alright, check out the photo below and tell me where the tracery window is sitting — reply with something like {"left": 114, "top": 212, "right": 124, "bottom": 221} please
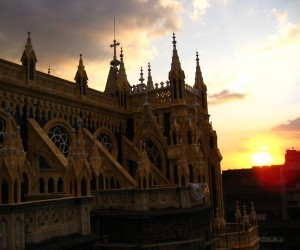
{"left": 144, "top": 139, "right": 162, "bottom": 171}
{"left": 48, "top": 126, "right": 70, "bottom": 157}
{"left": 97, "top": 133, "right": 112, "bottom": 152}
{"left": 0, "top": 119, "right": 5, "bottom": 148}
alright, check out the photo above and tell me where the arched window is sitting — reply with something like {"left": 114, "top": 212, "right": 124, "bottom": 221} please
{"left": 14, "top": 180, "right": 18, "bottom": 203}
{"left": 58, "top": 178, "right": 64, "bottom": 192}
{"left": 1, "top": 179, "right": 9, "bottom": 204}
{"left": 174, "top": 165, "right": 179, "bottom": 184}
{"left": 48, "top": 177, "right": 54, "bottom": 193}
{"left": 29, "top": 58, "right": 35, "bottom": 80}
{"left": 0, "top": 118, "right": 5, "bottom": 147}
{"left": 70, "top": 182, "right": 72, "bottom": 194}
{"left": 181, "top": 175, "right": 186, "bottom": 186}
{"left": 110, "top": 177, "right": 115, "bottom": 189}
{"left": 144, "top": 139, "right": 162, "bottom": 171}
{"left": 143, "top": 177, "right": 147, "bottom": 189}
{"left": 21, "top": 172, "right": 29, "bottom": 202}
{"left": 189, "top": 164, "right": 194, "bottom": 183}
{"left": 90, "top": 174, "right": 96, "bottom": 190}
{"left": 105, "top": 177, "right": 109, "bottom": 189}
{"left": 74, "top": 179, "right": 78, "bottom": 196}
{"left": 99, "top": 174, "right": 104, "bottom": 189}
{"left": 39, "top": 178, "right": 45, "bottom": 193}
{"left": 81, "top": 178, "right": 87, "bottom": 196}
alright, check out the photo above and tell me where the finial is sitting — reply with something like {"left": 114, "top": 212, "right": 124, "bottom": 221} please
{"left": 172, "top": 33, "right": 177, "bottom": 48}
{"left": 48, "top": 65, "right": 51, "bottom": 74}
{"left": 139, "top": 67, "right": 144, "bottom": 85}
{"left": 80, "top": 53, "right": 82, "bottom": 60}
{"left": 28, "top": 31, "right": 31, "bottom": 38}
{"left": 148, "top": 62, "right": 151, "bottom": 74}
{"left": 120, "top": 47, "right": 123, "bottom": 62}
{"left": 196, "top": 51, "right": 199, "bottom": 64}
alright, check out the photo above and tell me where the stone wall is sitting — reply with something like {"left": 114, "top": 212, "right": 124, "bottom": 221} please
{"left": 0, "top": 197, "right": 92, "bottom": 249}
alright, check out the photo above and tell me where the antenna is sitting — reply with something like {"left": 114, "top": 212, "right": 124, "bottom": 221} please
{"left": 114, "top": 18, "right": 115, "bottom": 40}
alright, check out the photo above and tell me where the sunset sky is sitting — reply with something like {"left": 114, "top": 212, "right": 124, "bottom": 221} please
{"left": 1, "top": 0, "right": 299, "bottom": 170}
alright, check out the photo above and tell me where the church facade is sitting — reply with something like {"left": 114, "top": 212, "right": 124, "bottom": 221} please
{"left": 0, "top": 32, "right": 226, "bottom": 249}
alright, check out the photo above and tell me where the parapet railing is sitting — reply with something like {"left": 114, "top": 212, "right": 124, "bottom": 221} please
{"left": 215, "top": 224, "right": 259, "bottom": 249}
{"left": 0, "top": 196, "right": 92, "bottom": 248}
{"left": 96, "top": 186, "right": 206, "bottom": 211}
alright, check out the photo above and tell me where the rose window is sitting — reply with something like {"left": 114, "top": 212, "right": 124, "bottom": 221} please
{"left": 97, "top": 133, "right": 112, "bottom": 152}
{"left": 48, "top": 126, "right": 70, "bottom": 157}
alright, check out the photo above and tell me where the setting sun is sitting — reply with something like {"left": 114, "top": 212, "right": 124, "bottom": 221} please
{"left": 252, "top": 152, "right": 273, "bottom": 166}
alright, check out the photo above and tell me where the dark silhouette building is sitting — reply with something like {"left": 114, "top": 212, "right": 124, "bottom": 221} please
{"left": 222, "top": 149, "right": 300, "bottom": 250}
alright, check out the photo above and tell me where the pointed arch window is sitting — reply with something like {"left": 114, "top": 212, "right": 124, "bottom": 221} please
{"left": 58, "top": 178, "right": 64, "bottom": 192}
{"left": 14, "top": 180, "right": 18, "bottom": 203}
{"left": 1, "top": 179, "right": 9, "bottom": 204}
{"left": 39, "top": 178, "right": 45, "bottom": 193}
{"left": 144, "top": 139, "right": 162, "bottom": 171}
{"left": 81, "top": 178, "right": 87, "bottom": 196}
{"left": 21, "top": 172, "right": 29, "bottom": 202}
{"left": 99, "top": 174, "right": 104, "bottom": 189}
{"left": 189, "top": 164, "right": 194, "bottom": 183}
{"left": 29, "top": 58, "right": 35, "bottom": 80}
{"left": 0, "top": 118, "right": 5, "bottom": 148}
{"left": 48, "top": 177, "right": 54, "bottom": 193}
{"left": 174, "top": 165, "right": 179, "bottom": 184}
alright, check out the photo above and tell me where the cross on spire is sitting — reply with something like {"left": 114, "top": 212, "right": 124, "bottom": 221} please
{"left": 110, "top": 18, "right": 120, "bottom": 68}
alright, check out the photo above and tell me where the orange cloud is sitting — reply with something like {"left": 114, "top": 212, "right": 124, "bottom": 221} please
{"left": 208, "top": 89, "right": 246, "bottom": 105}
{"left": 272, "top": 117, "right": 300, "bottom": 131}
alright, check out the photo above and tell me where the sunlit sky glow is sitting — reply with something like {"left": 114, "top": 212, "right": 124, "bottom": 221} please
{"left": 1, "top": 0, "right": 299, "bottom": 170}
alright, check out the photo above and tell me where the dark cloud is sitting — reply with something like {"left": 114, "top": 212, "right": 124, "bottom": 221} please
{"left": 208, "top": 89, "right": 246, "bottom": 105}
{"left": 0, "top": 0, "right": 182, "bottom": 81}
{"left": 272, "top": 117, "right": 300, "bottom": 131}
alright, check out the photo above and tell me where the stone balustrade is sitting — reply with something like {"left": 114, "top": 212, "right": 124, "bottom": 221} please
{"left": 215, "top": 224, "right": 260, "bottom": 250}
{"left": 0, "top": 197, "right": 92, "bottom": 249}
{"left": 96, "top": 186, "right": 206, "bottom": 211}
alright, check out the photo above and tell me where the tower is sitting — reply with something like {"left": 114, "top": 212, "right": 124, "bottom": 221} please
{"left": 20, "top": 32, "right": 37, "bottom": 82}
{"left": 74, "top": 54, "right": 88, "bottom": 96}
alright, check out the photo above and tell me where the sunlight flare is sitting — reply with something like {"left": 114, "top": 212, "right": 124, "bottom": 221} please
{"left": 252, "top": 152, "right": 272, "bottom": 166}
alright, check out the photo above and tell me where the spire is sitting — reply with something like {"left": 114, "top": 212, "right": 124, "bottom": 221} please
{"left": 194, "top": 51, "right": 205, "bottom": 90}
{"left": 116, "top": 47, "right": 130, "bottom": 90}
{"left": 25, "top": 32, "right": 33, "bottom": 55}
{"left": 168, "top": 33, "right": 185, "bottom": 80}
{"left": 168, "top": 33, "right": 185, "bottom": 99}
{"left": 74, "top": 54, "right": 88, "bottom": 96}
{"left": 21, "top": 32, "right": 37, "bottom": 62}
{"left": 75, "top": 54, "right": 88, "bottom": 79}
{"left": 147, "top": 62, "right": 154, "bottom": 90}
{"left": 21, "top": 32, "right": 38, "bottom": 81}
